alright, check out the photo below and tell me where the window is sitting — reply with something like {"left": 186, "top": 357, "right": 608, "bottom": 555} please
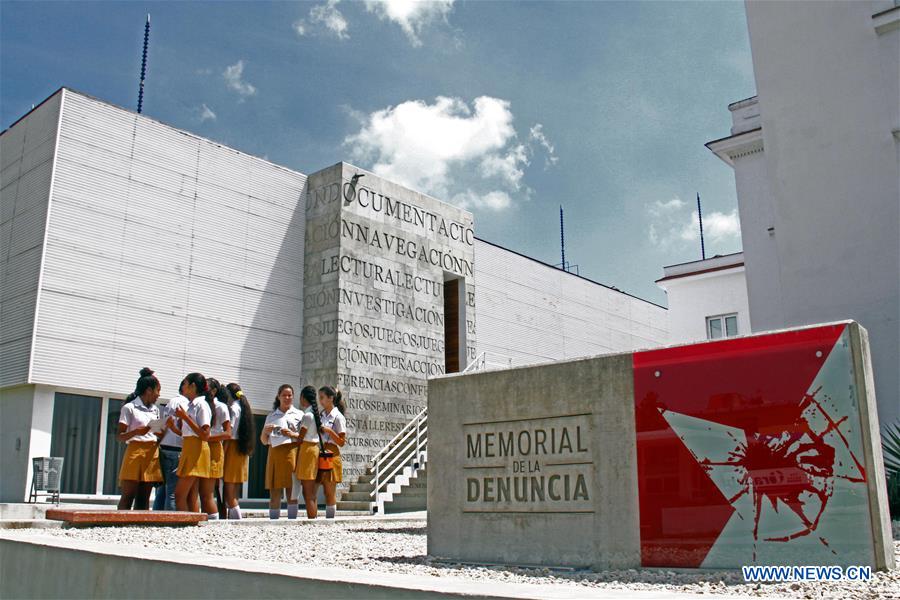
{"left": 248, "top": 414, "right": 270, "bottom": 498}
{"left": 102, "top": 399, "right": 127, "bottom": 495}
{"left": 50, "top": 393, "right": 102, "bottom": 494}
{"left": 707, "top": 314, "right": 739, "bottom": 340}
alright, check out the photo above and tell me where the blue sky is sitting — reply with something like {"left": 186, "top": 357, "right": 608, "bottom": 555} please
{"left": 1, "top": 1, "right": 755, "bottom": 305}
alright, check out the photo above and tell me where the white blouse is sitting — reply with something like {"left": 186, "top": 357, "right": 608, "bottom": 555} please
{"left": 300, "top": 409, "right": 320, "bottom": 444}
{"left": 119, "top": 398, "right": 160, "bottom": 444}
{"left": 182, "top": 397, "right": 212, "bottom": 438}
{"left": 229, "top": 402, "right": 242, "bottom": 440}
{"left": 210, "top": 399, "right": 231, "bottom": 437}
{"left": 320, "top": 407, "right": 346, "bottom": 446}
{"left": 264, "top": 406, "right": 303, "bottom": 448}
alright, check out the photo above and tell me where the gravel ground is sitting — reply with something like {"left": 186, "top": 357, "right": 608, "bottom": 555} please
{"left": 7, "top": 520, "right": 899, "bottom": 599}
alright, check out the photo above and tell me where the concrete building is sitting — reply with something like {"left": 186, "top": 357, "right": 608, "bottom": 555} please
{"left": 656, "top": 252, "right": 750, "bottom": 343}
{"left": 0, "top": 88, "right": 668, "bottom": 502}
{"left": 705, "top": 0, "right": 899, "bottom": 431}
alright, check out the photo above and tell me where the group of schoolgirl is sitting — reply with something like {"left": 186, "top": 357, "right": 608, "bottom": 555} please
{"left": 116, "top": 368, "right": 256, "bottom": 519}
{"left": 115, "top": 367, "right": 347, "bottom": 520}
{"left": 262, "top": 383, "right": 347, "bottom": 520}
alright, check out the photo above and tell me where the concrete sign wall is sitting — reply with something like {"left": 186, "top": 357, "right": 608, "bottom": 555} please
{"left": 303, "top": 163, "right": 475, "bottom": 485}
{"left": 428, "top": 321, "right": 894, "bottom": 571}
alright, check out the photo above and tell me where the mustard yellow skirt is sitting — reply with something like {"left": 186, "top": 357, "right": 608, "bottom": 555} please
{"left": 316, "top": 443, "right": 343, "bottom": 484}
{"left": 295, "top": 441, "right": 320, "bottom": 481}
{"left": 223, "top": 439, "right": 249, "bottom": 483}
{"left": 265, "top": 443, "right": 298, "bottom": 490}
{"left": 118, "top": 441, "right": 163, "bottom": 484}
{"left": 208, "top": 440, "right": 224, "bottom": 479}
{"left": 177, "top": 436, "right": 210, "bottom": 478}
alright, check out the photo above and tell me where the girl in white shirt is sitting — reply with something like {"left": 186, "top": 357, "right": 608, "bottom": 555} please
{"left": 223, "top": 382, "right": 256, "bottom": 520}
{"left": 316, "top": 385, "right": 347, "bottom": 519}
{"left": 116, "top": 367, "right": 164, "bottom": 510}
{"left": 173, "top": 372, "right": 213, "bottom": 513}
{"left": 261, "top": 384, "right": 303, "bottom": 519}
{"left": 203, "top": 378, "right": 231, "bottom": 521}
{"left": 293, "top": 385, "right": 322, "bottom": 519}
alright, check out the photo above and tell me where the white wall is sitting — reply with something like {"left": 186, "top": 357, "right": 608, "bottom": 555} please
{"left": 0, "top": 92, "right": 61, "bottom": 388}
{"left": 28, "top": 90, "right": 308, "bottom": 413}
{"left": 660, "top": 267, "right": 751, "bottom": 343}
{"left": 0, "top": 385, "right": 54, "bottom": 502}
{"left": 742, "top": 0, "right": 900, "bottom": 429}
{"left": 474, "top": 239, "right": 668, "bottom": 367}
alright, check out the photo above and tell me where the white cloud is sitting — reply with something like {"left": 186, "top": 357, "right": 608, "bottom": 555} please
{"left": 479, "top": 144, "right": 528, "bottom": 190}
{"left": 364, "top": 0, "right": 454, "bottom": 46}
{"left": 529, "top": 124, "right": 558, "bottom": 167}
{"left": 199, "top": 104, "right": 216, "bottom": 122}
{"left": 646, "top": 196, "right": 741, "bottom": 248}
{"left": 223, "top": 60, "right": 257, "bottom": 98}
{"left": 310, "top": 0, "right": 349, "bottom": 40}
{"left": 293, "top": 19, "right": 308, "bottom": 36}
{"left": 680, "top": 209, "right": 742, "bottom": 244}
{"left": 346, "top": 95, "right": 551, "bottom": 212}
{"left": 451, "top": 190, "right": 512, "bottom": 212}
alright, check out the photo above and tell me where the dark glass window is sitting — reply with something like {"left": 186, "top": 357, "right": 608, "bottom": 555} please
{"left": 50, "top": 393, "right": 101, "bottom": 494}
{"left": 102, "top": 399, "right": 127, "bottom": 495}
{"left": 247, "top": 414, "right": 269, "bottom": 498}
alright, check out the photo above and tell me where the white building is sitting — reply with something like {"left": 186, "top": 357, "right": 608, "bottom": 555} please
{"left": 703, "top": 1, "right": 899, "bottom": 430}
{"left": 0, "top": 88, "right": 668, "bottom": 502}
{"left": 656, "top": 252, "right": 750, "bottom": 343}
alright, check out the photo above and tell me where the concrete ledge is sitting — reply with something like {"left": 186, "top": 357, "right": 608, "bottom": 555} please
{"left": 46, "top": 509, "right": 206, "bottom": 525}
{"left": 0, "top": 534, "right": 738, "bottom": 600}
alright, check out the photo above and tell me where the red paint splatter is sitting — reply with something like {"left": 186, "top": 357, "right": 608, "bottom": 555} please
{"left": 695, "top": 387, "right": 866, "bottom": 559}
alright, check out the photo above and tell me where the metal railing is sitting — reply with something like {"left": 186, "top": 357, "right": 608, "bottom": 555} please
{"left": 366, "top": 352, "right": 513, "bottom": 511}
{"left": 371, "top": 408, "right": 428, "bottom": 506}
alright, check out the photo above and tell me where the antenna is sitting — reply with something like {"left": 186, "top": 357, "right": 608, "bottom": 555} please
{"left": 697, "top": 192, "right": 706, "bottom": 260}
{"left": 560, "top": 205, "right": 566, "bottom": 269}
{"left": 555, "top": 206, "right": 579, "bottom": 275}
{"left": 137, "top": 14, "right": 151, "bottom": 114}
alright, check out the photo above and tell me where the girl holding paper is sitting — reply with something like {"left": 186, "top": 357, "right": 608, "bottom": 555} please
{"left": 116, "top": 367, "right": 164, "bottom": 510}
{"left": 173, "top": 373, "right": 214, "bottom": 513}
{"left": 261, "top": 384, "right": 302, "bottom": 519}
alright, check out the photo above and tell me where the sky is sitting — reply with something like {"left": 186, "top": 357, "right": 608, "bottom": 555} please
{"left": 0, "top": 0, "right": 755, "bottom": 306}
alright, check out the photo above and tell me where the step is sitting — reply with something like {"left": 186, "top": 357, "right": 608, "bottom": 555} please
{"left": 349, "top": 483, "right": 375, "bottom": 493}
{"left": 356, "top": 473, "right": 375, "bottom": 484}
{"left": 339, "top": 492, "right": 372, "bottom": 502}
{"left": 335, "top": 500, "right": 373, "bottom": 512}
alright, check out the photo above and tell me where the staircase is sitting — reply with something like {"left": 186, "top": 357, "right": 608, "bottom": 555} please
{"left": 337, "top": 353, "right": 509, "bottom": 514}
{"left": 337, "top": 408, "right": 428, "bottom": 514}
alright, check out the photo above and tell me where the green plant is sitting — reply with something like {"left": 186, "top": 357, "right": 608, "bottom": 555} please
{"left": 882, "top": 422, "right": 900, "bottom": 520}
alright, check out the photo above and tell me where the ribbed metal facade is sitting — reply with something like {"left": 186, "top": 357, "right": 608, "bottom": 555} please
{"left": 0, "top": 92, "right": 61, "bottom": 388}
{"left": 473, "top": 239, "right": 668, "bottom": 367}
{"left": 27, "top": 90, "right": 307, "bottom": 412}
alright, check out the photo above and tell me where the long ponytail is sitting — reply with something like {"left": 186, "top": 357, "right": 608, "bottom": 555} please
{"left": 205, "top": 377, "right": 220, "bottom": 428}
{"left": 300, "top": 385, "right": 322, "bottom": 436}
{"left": 227, "top": 383, "right": 256, "bottom": 456}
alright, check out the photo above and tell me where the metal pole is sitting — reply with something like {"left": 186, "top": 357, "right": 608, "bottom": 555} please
{"left": 137, "top": 14, "right": 150, "bottom": 114}
{"left": 697, "top": 193, "right": 706, "bottom": 260}
{"left": 560, "top": 205, "right": 566, "bottom": 270}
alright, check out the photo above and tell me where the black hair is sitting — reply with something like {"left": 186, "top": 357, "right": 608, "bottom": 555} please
{"left": 183, "top": 372, "right": 207, "bottom": 398}
{"left": 205, "top": 377, "right": 220, "bottom": 428}
{"left": 128, "top": 367, "right": 160, "bottom": 402}
{"left": 300, "top": 385, "right": 323, "bottom": 440}
{"left": 318, "top": 386, "right": 345, "bottom": 415}
{"left": 227, "top": 382, "right": 256, "bottom": 456}
{"left": 273, "top": 384, "right": 294, "bottom": 410}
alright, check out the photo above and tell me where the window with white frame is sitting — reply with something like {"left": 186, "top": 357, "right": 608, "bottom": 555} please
{"left": 706, "top": 313, "right": 739, "bottom": 339}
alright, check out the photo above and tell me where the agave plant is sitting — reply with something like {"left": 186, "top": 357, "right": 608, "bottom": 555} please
{"left": 883, "top": 422, "right": 900, "bottom": 519}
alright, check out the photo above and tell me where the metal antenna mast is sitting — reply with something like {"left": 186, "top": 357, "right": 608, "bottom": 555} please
{"left": 560, "top": 205, "right": 566, "bottom": 269}
{"left": 697, "top": 192, "right": 706, "bottom": 260}
{"left": 137, "top": 14, "right": 150, "bottom": 114}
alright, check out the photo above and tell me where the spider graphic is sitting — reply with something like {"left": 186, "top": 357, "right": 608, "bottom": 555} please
{"left": 695, "top": 386, "right": 867, "bottom": 560}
